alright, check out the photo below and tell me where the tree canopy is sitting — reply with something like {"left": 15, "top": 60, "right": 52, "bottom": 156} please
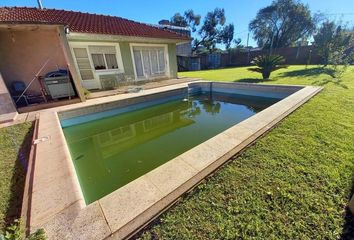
{"left": 170, "top": 10, "right": 201, "bottom": 32}
{"left": 194, "top": 8, "right": 227, "bottom": 51}
{"left": 314, "top": 20, "right": 354, "bottom": 66}
{"left": 169, "top": 8, "right": 235, "bottom": 52}
{"left": 218, "top": 23, "right": 235, "bottom": 50}
{"left": 249, "top": 0, "right": 315, "bottom": 49}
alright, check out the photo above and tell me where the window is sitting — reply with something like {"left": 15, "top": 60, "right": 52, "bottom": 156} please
{"left": 133, "top": 50, "right": 144, "bottom": 77}
{"left": 105, "top": 54, "right": 118, "bottom": 69}
{"left": 132, "top": 46, "right": 166, "bottom": 79}
{"left": 91, "top": 54, "right": 106, "bottom": 70}
{"left": 89, "top": 46, "right": 119, "bottom": 71}
{"left": 158, "top": 49, "right": 165, "bottom": 73}
{"left": 91, "top": 53, "right": 118, "bottom": 70}
{"left": 143, "top": 113, "right": 173, "bottom": 132}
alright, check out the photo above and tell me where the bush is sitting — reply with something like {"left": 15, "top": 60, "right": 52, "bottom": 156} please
{"left": 248, "top": 54, "right": 287, "bottom": 79}
{"left": 0, "top": 219, "right": 46, "bottom": 240}
{"left": 81, "top": 88, "right": 91, "bottom": 99}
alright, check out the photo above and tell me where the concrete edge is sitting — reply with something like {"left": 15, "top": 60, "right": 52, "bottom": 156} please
{"left": 53, "top": 112, "right": 86, "bottom": 208}
{"left": 21, "top": 118, "right": 39, "bottom": 235}
{"left": 57, "top": 81, "right": 307, "bottom": 122}
{"left": 26, "top": 112, "right": 86, "bottom": 230}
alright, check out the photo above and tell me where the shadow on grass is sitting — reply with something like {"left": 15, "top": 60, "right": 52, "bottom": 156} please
{"left": 279, "top": 66, "right": 349, "bottom": 89}
{"left": 3, "top": 125, "right": 34, "bottom": 229}
{"left": 233, "top": 78, "right": 277, "bottom": 84}
{"left": 312, "top": 78, "right": 348, "bottom": 89}
{"left": 341, "top": 174, "right": 354, "bottom": 240}
{"left": 279, "top": 67, "right": 336, "bottom": 78}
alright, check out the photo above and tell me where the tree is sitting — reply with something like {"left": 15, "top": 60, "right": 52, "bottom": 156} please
{"left": 218, "top": 23, "right": 235, "bottom": 50}
{"left": 314, "top": 20, "right": 354, "bottom": 67}
{"left": 249, "top": 0, "right": 315, "bottom": 49}
{"left": 229, "top": 39, "right": 244, "bottom": 49}
{"left": 170, "top": 8, "right": 235, "bottom": 52}
{"left": 248, "top": 54, "right": 287, "bottom": 79}
{"left": 193, "top": 8, "right": 229, "bottom": 52}
{"left": 170, "top": 10, "right": 201, "bottom": 32}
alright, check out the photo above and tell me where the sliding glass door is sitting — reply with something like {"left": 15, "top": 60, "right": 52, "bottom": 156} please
{"left": 132, "top": 46, "right": 167, "bottom": 80}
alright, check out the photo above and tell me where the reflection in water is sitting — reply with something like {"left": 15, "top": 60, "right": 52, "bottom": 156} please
{"left": 95, "top": 109, "right": 194, "bottom": 159}
{"left": 63, "top": 92, "right": 280, "bottom": 204}
{"left": 201, "top": 100, "right": 221, "bottom": 115}
{"left": 183, "top": 101, "right": 201, "bottom": 118}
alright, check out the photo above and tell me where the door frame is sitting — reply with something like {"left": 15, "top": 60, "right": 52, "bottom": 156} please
{"left": 129, "top": 43, "right": 170, "bottom": 81}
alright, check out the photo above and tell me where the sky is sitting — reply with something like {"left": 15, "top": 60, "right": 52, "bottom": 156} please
{"left": 1, "top": 0, "right": 354, "bottom": 47}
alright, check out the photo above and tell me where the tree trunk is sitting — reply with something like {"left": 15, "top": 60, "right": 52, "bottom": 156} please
{"left": 262, "top": 71, "right": 271, "bottom": 79}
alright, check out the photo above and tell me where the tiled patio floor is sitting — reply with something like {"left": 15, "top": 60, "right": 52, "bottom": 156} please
{"left": 0, "top": 78, "right": 200, "bottom": 129}
{"left": 88, "top": 77, "right": 199, "bottom": 99}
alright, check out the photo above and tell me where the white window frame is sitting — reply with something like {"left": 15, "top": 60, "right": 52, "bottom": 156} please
{"left": 69, "top": 41, "right": 125, "bottom": 90}
{"left": 143, "top": 112, "right": 173, "bottom": 132}
{"left": 91, "top": 52, "right": 119, "bottom": 72}
{"left": 129, "top": 43, "right": 170, "bottom": 81}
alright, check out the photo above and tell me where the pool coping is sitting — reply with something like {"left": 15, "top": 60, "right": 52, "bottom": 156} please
{"left": 23, "top": 82, "right": 322, "bottom": 240}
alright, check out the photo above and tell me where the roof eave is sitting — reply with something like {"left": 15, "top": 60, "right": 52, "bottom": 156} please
{"left": 67, "top": 32, "right": 191, "bottom": 44}
{"left": 0, "top": 21, "right": 65, "bottom": 27}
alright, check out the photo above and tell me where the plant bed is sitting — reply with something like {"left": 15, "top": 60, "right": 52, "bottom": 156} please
{"left": 0, "top": 122, "right": 33, "bottom": 231}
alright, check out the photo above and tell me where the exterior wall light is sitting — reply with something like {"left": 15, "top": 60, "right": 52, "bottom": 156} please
{"left": 64, "top": 26, "right": 70, "bottom": 34}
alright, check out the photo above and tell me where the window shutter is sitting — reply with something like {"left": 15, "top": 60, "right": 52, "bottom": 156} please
{"left": 73, "top": 48, "right": 94, "bottom": 80}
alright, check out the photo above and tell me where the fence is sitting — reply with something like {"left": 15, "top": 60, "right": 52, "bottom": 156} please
{"left": 178, "top": 46, "right": 322, "bottom": 71}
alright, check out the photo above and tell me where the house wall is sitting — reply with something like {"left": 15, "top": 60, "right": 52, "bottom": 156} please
{"left": 0, "top": 72, "right": 17, "bottom": 115}
{"left": 0, "top": 28, "right": 68, "bottom": 95}
{"left": 68, "top": 36, "right": 179, "bottom": 89}
{"left": 168, "top": 43, "right": 178, "bottom": 79}
{"left": 118, "top": 42, "right": 178, "bottom": 79}
{"left": 119, "top": 42, "right": 136, "bottom": 79}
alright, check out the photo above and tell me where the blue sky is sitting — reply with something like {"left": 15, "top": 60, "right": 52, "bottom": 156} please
{"left": 1, "top": 0, "right": 353, "bottom": 47}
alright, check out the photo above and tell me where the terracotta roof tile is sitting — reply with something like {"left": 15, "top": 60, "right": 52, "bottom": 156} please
{"left": 0, "top": 7, "right": 190, "bottom": 41}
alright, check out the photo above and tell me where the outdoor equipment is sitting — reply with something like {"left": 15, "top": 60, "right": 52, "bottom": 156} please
{"left": 44, "top": 69, "right": 75, "bottom": 99}
{"left": 11, "top": 81, "right": 46, "bottom": 107}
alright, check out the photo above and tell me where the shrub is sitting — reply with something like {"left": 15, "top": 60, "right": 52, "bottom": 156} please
{"left": 81, "top": 88, "right": 91, "bottom": 99}
{"left": 248, "top": 54, "right": 287, "bottom": 79}
{"left": 0, "top": 219, "right": 46, "bottom": 240}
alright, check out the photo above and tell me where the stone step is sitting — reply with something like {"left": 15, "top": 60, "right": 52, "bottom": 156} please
{"left": 0, "top": 112, "right": 18, "bottom": 124}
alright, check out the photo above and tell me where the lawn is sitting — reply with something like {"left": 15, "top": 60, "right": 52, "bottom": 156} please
{"left": 0, "top": 122, "right": 33, "bottom": 231}
{"left": 137, "top": 66, "right": 354, "bottom": 239}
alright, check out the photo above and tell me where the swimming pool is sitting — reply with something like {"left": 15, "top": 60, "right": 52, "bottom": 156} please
{"left": 61, "top": 84, "right": 289, "bottom": 204}
{"left": 28, "top": 81, "right": 322, "bottom": 239}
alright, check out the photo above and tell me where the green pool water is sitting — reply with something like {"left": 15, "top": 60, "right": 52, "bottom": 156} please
{"left": 63, "top": 92, "right": 279, "bottom": 204}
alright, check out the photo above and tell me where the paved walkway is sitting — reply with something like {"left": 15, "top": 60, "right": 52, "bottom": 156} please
{"left": 0, "top": 78, "right": 200, "bottom": 129}
{"left": 88, "top": 77, "right": 198, "bottom": 99}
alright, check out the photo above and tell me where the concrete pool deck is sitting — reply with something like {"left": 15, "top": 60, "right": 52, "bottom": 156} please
{"left": 0, "top": 79, "right": 201, "bottom": 129}
{"left": 22, "top": 82, "right": 322, "bottom": 239}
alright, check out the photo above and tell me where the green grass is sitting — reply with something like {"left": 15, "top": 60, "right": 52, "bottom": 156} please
{"left": 137, "top": 66, "right": 354, "bottom": 239}
{"left": 0, "top": 122, "right": 33, "bottom": 231}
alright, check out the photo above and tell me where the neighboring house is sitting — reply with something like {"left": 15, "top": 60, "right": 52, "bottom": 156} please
{"left": 0, "top": 7, "right": 190, "bottom": 113}
{"left": 156, "top": 20, "right": 192, "bottom": 56}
